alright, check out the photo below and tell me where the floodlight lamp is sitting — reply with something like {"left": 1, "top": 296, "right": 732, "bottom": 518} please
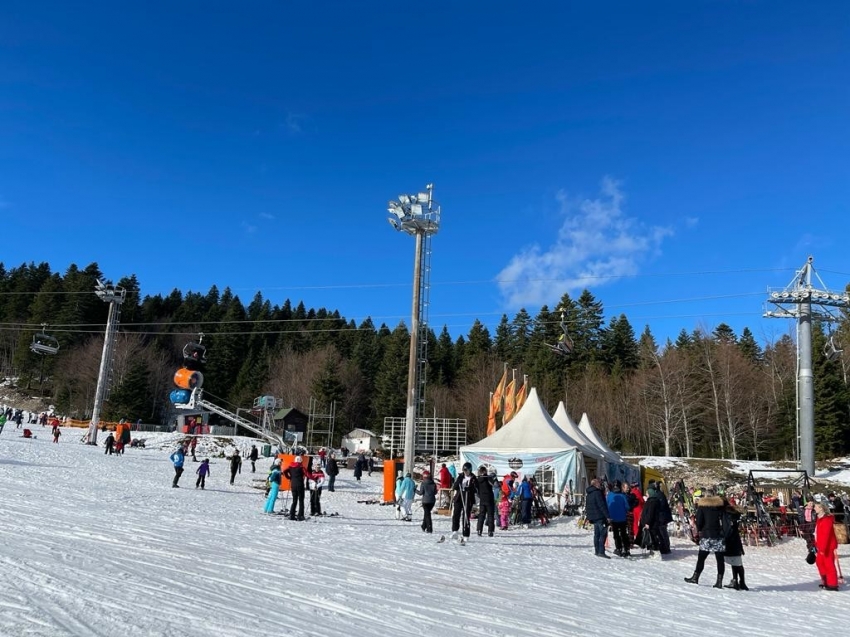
{"left": 781, "top": 292, "right": 790, "bottom": 299}
{"left": 388, "top": 218, "right": 400, "bottom": 230}
{"left": 417, "top": 192, "right": 429, "bottom": 203}
{"left": 410, "top": 203, "right": 422, "bottom": 215}
{"left": 771, "top": 292, "right": 780, "bottom": 299}
{"left": 399, "top": 195, "right": 410, "bottom": 204}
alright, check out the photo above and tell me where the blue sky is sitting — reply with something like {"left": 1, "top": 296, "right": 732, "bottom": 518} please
{"left": 1, "top": 1, "right": 848, "bottom": 344}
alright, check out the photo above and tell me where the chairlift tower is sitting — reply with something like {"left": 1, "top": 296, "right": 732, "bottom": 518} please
{"left": 764, "top": 256, "right": 850, "bottom": 475}
{"left": 387, "top": 183, "right": 440, "bottom": 475}
{"left": 87, "top": 280, "right": 126, "bottom": 445}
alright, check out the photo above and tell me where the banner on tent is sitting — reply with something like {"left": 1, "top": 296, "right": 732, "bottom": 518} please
{"left": 459, "top": 449, "right": 577, "bottom": 493}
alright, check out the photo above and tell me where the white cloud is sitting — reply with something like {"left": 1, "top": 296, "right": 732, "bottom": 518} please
{"left": 285, "top": 112, "right": 304, "bottom": 134}
{"left": 259, "top": 212, "right": 275, "bottom": 220}
{"left": 685, "top": 216, "right": 699, "bottom": 227}
{"left": 242, "top": 221, "right": 257, "bottom": 234}
{"left": 497, "top": 177, "right": 673, "bottom": 307}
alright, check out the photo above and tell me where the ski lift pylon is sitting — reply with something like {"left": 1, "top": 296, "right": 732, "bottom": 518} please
{"left": 30, "top": 324, "right": 60, "bottom": 356}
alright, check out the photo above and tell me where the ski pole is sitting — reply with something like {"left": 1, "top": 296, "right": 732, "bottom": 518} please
{"left": 837, "top": 552, "right": 845, "bottom": 585}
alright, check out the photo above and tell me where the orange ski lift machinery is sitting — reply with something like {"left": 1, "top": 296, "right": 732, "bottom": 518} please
{"left": 30, "top": 324, "right": 60, "bottom": 356}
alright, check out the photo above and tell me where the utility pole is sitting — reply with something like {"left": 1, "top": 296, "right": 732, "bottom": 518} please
{"left": 87, "top": 280, "right": 126, "bottom": 445}
{"left": 764, "top": 257, "right": 849, "bottom": 475}
{"left": 387, "top": 184, "right": 440, "bottom": 475}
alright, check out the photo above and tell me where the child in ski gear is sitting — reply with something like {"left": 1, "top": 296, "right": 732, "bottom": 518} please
{"left": 104, "top": 432, "right": 115, "bottom": 455}
{"left": 52, "top": 425, "right": 61, "bottom": 443}
{"left": 416, "top": 469, "right": 437, "bottom": 533}
{"left": 229, "top": 452, "right": 242, "bottom": 485}
{"left": 195, "top": 458, "right": 211, "bottom": 489}
{"left": 450, "top": 463, "right": 478, "bottom": 540}
{"left": 585, "top": 478, "right": 611, "bottom": 557}
{"left": 723, "top": 504, "right": 748, "bottom": 590}
{"left": 396, "top": 472, "right": 416, "bottom": 521}
{"left": 498, "top": 492, "right": 512, "bottom": 530}
{"left": 264, "top": 461, "right": 282, "bottom": 514}
{"left": 249, "top": 445, "right": 259, "bottom": 472}
{"left": 814, "top": 502, "right": 839, "bottom": 591}
{"left": 283, "top": 456, "right": 306, "bottom": 520}
{"left": 170, "top": 446, "right": 186, "bottom": 488}
{"left": 308, "top": 464, "right": 325, "bottom": 516}
{"left": 476, "top": 466, "right": 496, "bottom": 536}
{"left": 684, "top": 488, "right": 727, "bottom": 588}
{"left": 607, "top": 480, "right": 630, "bottom": 557}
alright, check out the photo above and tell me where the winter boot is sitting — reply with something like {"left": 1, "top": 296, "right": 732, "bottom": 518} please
{"left": 713, "top": 574, "right": 724, "bottom": 589}
{"left": 736, "top": 566, "right": 749, "bottom": 591}
{"left": 723, "top": 572, "right": 739, "bottom": 589}
{"left": 684, "top": 571, "right": 700, "bottom": 584}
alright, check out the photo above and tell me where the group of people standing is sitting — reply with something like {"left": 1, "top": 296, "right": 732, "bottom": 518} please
{"left": 264, "top": 455, "right": 328, "bottom": 519}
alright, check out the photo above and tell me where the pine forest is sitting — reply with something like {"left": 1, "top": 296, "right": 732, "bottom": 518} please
{"left": 1, "top": 261, "right": 849, "bottom": 461}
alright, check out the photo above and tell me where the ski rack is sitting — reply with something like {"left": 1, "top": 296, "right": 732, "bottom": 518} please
{"left": 744, "top": 470, "right": 785, "bottom": 547}
{"left": 670, "top": 479, "right": 698, "bottom": 544}
{"left": 176, "top": 388, "right": 286, "bottom": 450}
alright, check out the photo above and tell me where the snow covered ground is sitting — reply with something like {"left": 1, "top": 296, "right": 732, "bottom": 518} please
{"left": 1, "top": 426, "right": 848, "bottom": 637}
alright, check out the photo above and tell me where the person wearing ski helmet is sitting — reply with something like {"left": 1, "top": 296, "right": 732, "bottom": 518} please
{"left": 450, "top": 462, "right": 478, "bottom": 540}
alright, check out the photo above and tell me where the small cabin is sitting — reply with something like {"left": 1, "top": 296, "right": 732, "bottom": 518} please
{"left": 342, "top": 428, "right": 381, "bottom": 454}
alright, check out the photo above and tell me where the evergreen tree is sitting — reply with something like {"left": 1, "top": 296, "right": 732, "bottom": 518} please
{"left": 603, "top": 314, "right": 640, "bottom": 373}
{"left": 105, "top": 359, "right": 151, "bottom": 422}
{"left": 738, "top": 327, "right": 762, "bottom": 363}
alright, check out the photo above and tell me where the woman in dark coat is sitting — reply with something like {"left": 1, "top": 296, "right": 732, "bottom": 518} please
{"left": 684, "top": 489, "right": 727, "bottom": 588}
{"left": 416, "top": 469, "right": 438, "bottom": 533}
{"left": 353, "top": 454, "right": 363, "bottom": 481}
{"left": 723, "top": 504, "right": 747, "bottom": 590}
{"left": 326, "top": 454, "right": 339, "bottom": 492}
{"left": 475, "top": 466, "right": 496, "bottom": 537}
{"left": 638, "top": 487, "right": 663, "bottom": 551}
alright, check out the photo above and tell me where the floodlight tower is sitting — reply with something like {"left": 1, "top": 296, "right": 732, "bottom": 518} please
{"left": 387, "top": 183, "right": 440, "bottom": 476}
{"left": 87, "top": 279, "right": 126, "bottom": 445}
{"left": 764, "top": 256, "right": 850, "bottom": 475}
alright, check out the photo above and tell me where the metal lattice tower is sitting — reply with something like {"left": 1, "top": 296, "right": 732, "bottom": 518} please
{"left": 387, "top": 183, "right": 440, "bottom": 475}
{"left": 764, "top": 256, "right": 850, "bottom": 475}
{"left": 307, "top": 396, "right": 336, "bottom": 450}
{"left": 87, "top": 280, "right": 126, "bottom": 445}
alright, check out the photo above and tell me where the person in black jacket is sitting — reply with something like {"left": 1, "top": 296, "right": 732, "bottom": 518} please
{"left": 684, "top": 489, "right": 727, "bottom": 588}
{"left": 654, "top": 482, "right": 673, "bottom": 554}
{"left": 585, "top": 478, "right": 611, "bottom": 558}
{"left": 475, "top": 466, "right": 496, "bottom": 537}
{"left": 639, "top": 487, "right": 669, "bottom": 555}
{"left": 326, "top": 453, "right": 339, "bottom": 492}
{"left": 722, "top": 504, "right": 748, "bottom": 590}
{"left": 283, "top": 456, "right": 307, "bottom": 520}
{"left": 416, "top": 469, "right": 438, "bottom": 533}
{"left": 450, "top": 462, "right": 478, "bottom": 541}
{"left": 249, "top": 445, "right": 259, "bottom": 473}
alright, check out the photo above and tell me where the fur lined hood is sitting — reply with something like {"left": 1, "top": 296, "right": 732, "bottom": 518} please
{"left": 697, "top": 495, "right": 725, "bottom": 508}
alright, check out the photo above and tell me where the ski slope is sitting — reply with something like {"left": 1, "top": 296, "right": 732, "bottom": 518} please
{"left": 0, "top": 426, "right": 846, "bottom": 637}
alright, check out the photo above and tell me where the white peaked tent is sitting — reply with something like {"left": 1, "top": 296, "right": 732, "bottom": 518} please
{"left": 459, "top": 387, "right": 583, "bottom": 493}
{"left": 551, "top": 402, "right": 607, "bottom": 461}
{"left": 577, "top": 413, "right": 640, "bottom": 485}
{"left": 577, "top": 413, "right": 621, "bottom": 462}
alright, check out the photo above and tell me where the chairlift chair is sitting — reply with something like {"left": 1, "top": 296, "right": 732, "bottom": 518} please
{"left": 544, "top": 308, "right": 574, "bottom": 357}
{"left": 182, "top": 342, "right": 207, "bottom": 367}
{"left": 824, "top": 330, "right": 843, "bottom": 362}
{"left": 30, "top": 332, "right": 60, "bottom": 356}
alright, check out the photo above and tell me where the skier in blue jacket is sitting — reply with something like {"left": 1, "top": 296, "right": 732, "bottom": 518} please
{"left": 396, "top": 473, "right": 416, "bottom": 521}
{"left": 606, "top": 480, "right": 630, "bottom": 557}
{"left": 264, "top": 461, "right": 282, "bottom": 514}
{"left": 170, "top": 445, "right": 186, "bottom": 488}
